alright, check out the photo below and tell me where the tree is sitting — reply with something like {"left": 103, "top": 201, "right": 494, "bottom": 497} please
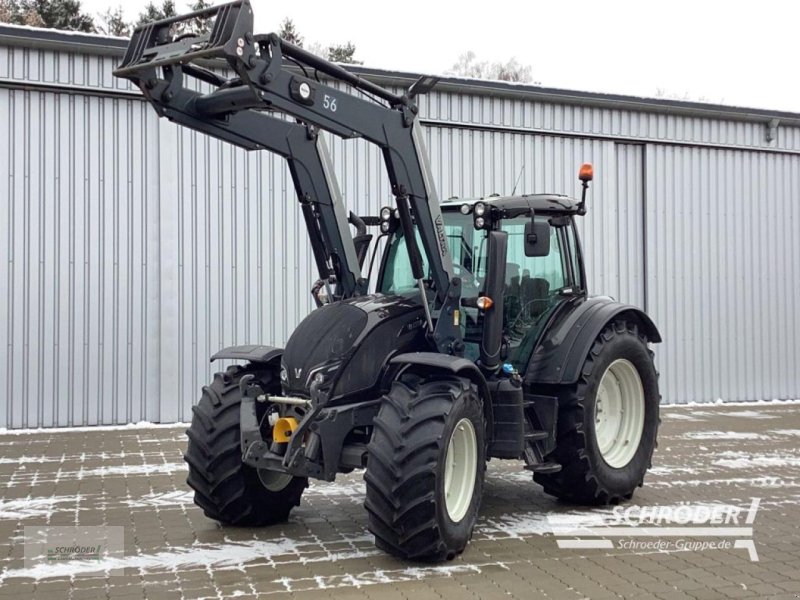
{"left": 327, "top": 41, "right": 361, "bottom": 65}
{"left": 654, "top": 88, "right": 714, "bottom": 103}
{"left": 96, "top": 5, "right": 129, "bottom": 37}
{"left": 132, "top": 1, "right": 210, "bottom": 35}
{"left": 187, "top": 0, "right": 211, "bottom": 34}
{"left": 305, "top": 40, "right": 326, "bottom": 58}
{"left": 136, "top": 0, "right": 175, "bottom": 26}
{"left": 21, "top": 6, "right": 42, "bottom": 25}
{"left": 0, "top": 0, "right": 95, "bottom": 31}
{"left": 278, "top": 17, "right": 302, "bottom": 47}
{"left": 449, "top": 51, "right": 535, "bottom": 83}
{"left": 0, "top": 1, "right": 16, "bottom": 23}
{"left": 450, "top": 51, "right": 483, "bottom": 79}
{"left": 491, "top": 57, "right": 533, "bottom": 83}
{"left": 33, "top": 0, "right": 94, "bottom": 31}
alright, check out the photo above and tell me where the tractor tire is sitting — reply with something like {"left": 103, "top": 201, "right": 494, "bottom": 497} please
{"left": 365, "top": 375, "right": 486, "bottom": 561}
{"left": 534, "top": 321, "right": 660, "bottom": 505}
{"left": 184, "top": 364, "right": 308, "bottom": 526}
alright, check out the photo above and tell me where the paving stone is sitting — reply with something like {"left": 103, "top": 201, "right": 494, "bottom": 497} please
{"left": 0, "top": 403, "right": 798, "bottom": 598}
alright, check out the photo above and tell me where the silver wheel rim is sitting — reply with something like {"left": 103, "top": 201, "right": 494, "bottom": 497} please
{"left": 594, "top": 359, "right": 645, "bottom": 468}
{"left": 443, "top": 417, "right": 478, "bottom": 522}
{"left": 258, "top": 469, "right": 293, "bottom": 492}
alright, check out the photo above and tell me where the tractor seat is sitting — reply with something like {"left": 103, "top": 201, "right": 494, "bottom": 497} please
{"left": 520, "top": 275, "right": 550, "bottom": 319}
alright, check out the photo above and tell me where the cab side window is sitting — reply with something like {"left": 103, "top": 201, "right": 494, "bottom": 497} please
{"left": 503, "top": 217, "right": 570, "bottom": 369}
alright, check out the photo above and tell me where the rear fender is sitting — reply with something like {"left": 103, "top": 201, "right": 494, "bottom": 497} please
{"left": 525, "top": 297, "right": 661, "bottom": 386}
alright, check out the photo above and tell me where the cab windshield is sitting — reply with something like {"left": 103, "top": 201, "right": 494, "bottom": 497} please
{"left": 379, "top": 210, "right": 577, "bottom": 370}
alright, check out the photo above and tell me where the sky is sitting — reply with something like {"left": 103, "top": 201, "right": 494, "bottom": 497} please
{"left": 81, "top": 0, "right": 799, "bottom": 112}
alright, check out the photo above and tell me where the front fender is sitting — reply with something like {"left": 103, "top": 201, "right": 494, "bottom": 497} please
{"left": 389, "top": 352, "right": 493, "bottom": 436}
{"left": 525, "top": 297, "right": 661, "bottom": 385}
{"left": 210, "top": 344, "right": 283, "bottom": 364}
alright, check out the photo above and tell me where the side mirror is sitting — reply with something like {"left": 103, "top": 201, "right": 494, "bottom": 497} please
{"left": 524, "top": 220, "right": 551, "bottom": 257}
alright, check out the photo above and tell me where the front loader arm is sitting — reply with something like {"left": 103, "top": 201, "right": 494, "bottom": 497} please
{"left": 176, "top": 32, "right": 455, "bottom": 302}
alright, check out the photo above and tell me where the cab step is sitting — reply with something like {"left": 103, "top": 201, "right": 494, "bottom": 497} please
{"left": 524, "top": 430, "right": 549, "bottom": 442}
{"left": 524, "top": 461, "right": 562, "bottom": 474}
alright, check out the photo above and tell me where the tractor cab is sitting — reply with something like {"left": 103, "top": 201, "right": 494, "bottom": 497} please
{"left": 377, "top": 192, "right": 587, "bottom": 374}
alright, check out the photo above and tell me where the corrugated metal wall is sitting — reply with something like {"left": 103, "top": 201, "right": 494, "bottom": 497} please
{"left": 645, "top": 146, "right": 800, "bottom": 402}
{"left": 2, "top": 38, "right": 799, "bottom": 427}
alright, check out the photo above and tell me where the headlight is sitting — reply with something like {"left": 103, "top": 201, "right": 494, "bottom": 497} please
{"left": 380, "top": 206, "right": 392, "bottom": 221}
{"left": 474, "top": 201, "right": 486, "bottom": 217}
{"left": 306, "top": 361, "right": 342, "bottom": 391}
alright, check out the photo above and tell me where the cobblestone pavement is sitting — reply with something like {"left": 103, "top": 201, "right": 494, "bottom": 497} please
{"left": 0, "top": 402, "right": 799, "bottom": 599}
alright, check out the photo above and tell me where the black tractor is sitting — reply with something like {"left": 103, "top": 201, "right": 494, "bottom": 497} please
{"left": 115, "top": 0, "right": 662, "bottom": 561}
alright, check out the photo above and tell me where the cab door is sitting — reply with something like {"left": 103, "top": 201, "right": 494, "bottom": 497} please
{"left": 503, "top": 216, "right": 580, "bottom": 371}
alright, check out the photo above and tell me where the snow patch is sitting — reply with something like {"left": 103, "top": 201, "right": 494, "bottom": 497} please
{"left": 711, "top": 451, "right": 800, "bottom": 470}
{"left": 647, "top": 475, "right": 798, "bottom": 489}
{"left": 477, "top": 511, "right": 553, "bottom": 539}
{"left": 1, "top": 536, "right": 379, "bottom": 581}
{"left": 306, "top": 480, "right": 366, "bottom": 500}
{"left": 0, "top": 422, "right": 189, "bottom": 436}
{"left": 124, "top": 490, "right": 195, "bottom": 508}
{"left": 274, "top": 562, "right": 505, "bottom": 593}
{"left": 769, "top": 429, "right": 800, "bottom": 437}
{"left": 77, "top": 462, "right": 188, "bottom": 478}
{"left": 722, "top": 410, "right": 779, "bottom": 420}
{"left": 0, "top": 450, "right": 183, "bottom": 465}
{"left": 682, "top": 431, "right": 769, "bottom": 441}
{"left": 0, "top": 495, "right": 82, "bottom": 520}
{"left": 0, "top": 22, "right": 131, "bottom": 40}
{"left": 647, "top": 465, "right": 703, "bottom": 476}
{"left": 662, "top": 412, "right": 703, "bottom": 421}
{"left": 664, "top": 399, "right": 800, "bottom": 407}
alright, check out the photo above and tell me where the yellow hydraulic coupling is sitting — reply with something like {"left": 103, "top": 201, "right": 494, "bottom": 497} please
{"left": 272, "top": 417, "right": 298, "bottom": 442}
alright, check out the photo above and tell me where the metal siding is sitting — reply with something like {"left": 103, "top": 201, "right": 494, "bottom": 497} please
{"left": 1, "top": 87, "right": 160, "bottom": 427}
{"left": 2, "top": 43, "right": 800, "bottom": 427}
{"left": 613, "top": 144, "right": 645, "bottom": 308}
{"left": 645, "top": 145, "right": 800, "bottom": 403}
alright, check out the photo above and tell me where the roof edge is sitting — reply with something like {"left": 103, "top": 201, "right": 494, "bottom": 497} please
{"left": 1, "top": 24, "right": 798, "bottom": 126}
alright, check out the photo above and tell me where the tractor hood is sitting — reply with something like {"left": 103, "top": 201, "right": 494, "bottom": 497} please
{"left": 281, "top": 294, "right": 428, "bottom": 400}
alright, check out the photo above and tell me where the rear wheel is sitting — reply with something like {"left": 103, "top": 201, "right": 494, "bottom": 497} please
{"left": 184, "top": 364, "right": 308, "bottom": 526}
{"left": 365, "top": 375, "right": 486, "bottom": 561}
{"left": 534, "top": 321, "right": 660, "bottom": 504}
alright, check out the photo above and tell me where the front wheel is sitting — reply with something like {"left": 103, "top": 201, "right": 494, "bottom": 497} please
{"left": 535, "top": 321, "right": 660, "bottom": 504}
{"left": 365, "top": 375, "right": 486, "bottom": 561}
{"left": 184, "top": 365, "right": 308, "bottom": 526}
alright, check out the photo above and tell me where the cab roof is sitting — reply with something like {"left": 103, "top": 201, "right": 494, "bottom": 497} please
{"left": 440, "top": 193, "right": 581, "bottom": 214}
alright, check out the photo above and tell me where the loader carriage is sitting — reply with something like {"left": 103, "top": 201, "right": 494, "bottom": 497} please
{"left": 115, "top": 0, "right": 662, "bottom": 561}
